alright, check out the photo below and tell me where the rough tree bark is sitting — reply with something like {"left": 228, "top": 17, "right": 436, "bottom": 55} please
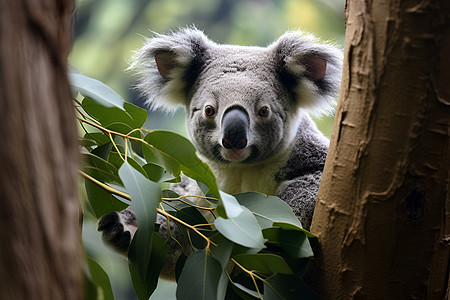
{"left": 308, "top": 1, "right": 450, "bottom": 299}
{"left": 0, "top": 1, "right": 82, "bottom": 299}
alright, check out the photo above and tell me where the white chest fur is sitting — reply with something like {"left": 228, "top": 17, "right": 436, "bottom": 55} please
{"left": 204, "top": 151, "right": 291, "bottom": 196}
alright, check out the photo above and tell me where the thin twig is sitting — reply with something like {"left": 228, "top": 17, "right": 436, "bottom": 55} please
{"left": 156, "top": 207, "right": 217, "bottom": 248}
{"left": 79, "top": 170, "right": 131, "bottom": 200}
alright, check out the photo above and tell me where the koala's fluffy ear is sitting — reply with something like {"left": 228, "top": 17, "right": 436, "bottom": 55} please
{"left": 129, "top": 27, "right": 211, "bottom": 111}
{"left": 271, "top": 31, "right": 343, "bottom": 115}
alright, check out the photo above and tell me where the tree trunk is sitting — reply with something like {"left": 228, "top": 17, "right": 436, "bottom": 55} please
{"left": 308, "top": 0, "right": 450, "bottom": 299}
{"left": 0, "top": 1, "right": 82, "bottom": 299}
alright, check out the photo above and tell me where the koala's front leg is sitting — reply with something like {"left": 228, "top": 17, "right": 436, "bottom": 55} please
{"left": 276, "top": 171, "right": 323, "bottom": 231}
{"left": 98, "top": 206, "right": 137, "bottom": 255}
{"left": 98, "top": 206, "right": 191, "bottom": 280}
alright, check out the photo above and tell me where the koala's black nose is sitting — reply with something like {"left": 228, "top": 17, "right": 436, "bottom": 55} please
{"left": 221, "top": 107, "right": 249, "bottom": 150}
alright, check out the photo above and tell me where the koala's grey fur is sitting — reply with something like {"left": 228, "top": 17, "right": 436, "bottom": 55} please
{"left": 98, "top": 27, "right": 342, "bottom": 279}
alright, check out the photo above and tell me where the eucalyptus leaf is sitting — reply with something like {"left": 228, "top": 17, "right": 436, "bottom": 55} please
{"left": 175, "top": 206, "right": 212, "bottom": 249}
{"left": 231, "top": 244, "right": 262, "bottom": 257}
{"left": 129, "top": 232, "right": 169, "bottom": 300}
{"left": 230, "top": 282, "right": 261, "bottom": 300}
{"left": 233, "top": 253, "right": 294, "bottom": 275}
{"left": 82, "top": 98, "right": 147, "bottom": 136}
{"left": 126, "top": 156, "right": 149, "bottom": 179}
{"left": 175, "top": 254, "right": 188, "bottom": 283}
{"left": 143, "top": 130, "right": 220, "bottom": 199}
{"left": 83, "top": 132, "right": 110, "bottom": 146}
{"left": 82, "top": 153, "right": 121, "bottom": 184}
{"left": 196, "top": 180, "right": 209, "bottom": 195}
{"left": 219, "top": 191, "right": 243, "bottom": 218}
{"left": 160, "top": 190, "right": 191, "bottom": 212}
{"left": 210, "top": 234, "right": 234, "bottom": 269}
{"left": 86, "top": 257, "right": 115, "bottom": 300}
{"left": 142, "top": 140, "right": 181, "bottom": 176}
{"left": 106, "top": 183, "right": 132, "bottom": 205}
{"left": 217, "top": 271, "right": 229, "bottom": 300}
{"left": 91, "top": 142, "right": 112, "bottom": 161}
{"left": 263, "top": 227, "right": 313, "bottom": 258}
{"left": 130, "top": 148, "right": 147, "bottom": 166}
{"left": 70, "top": 73, "right": 124, "bottom": 109}
{"left": 107, "top": 145, "right": 148, "bottom": 179}
{"left": 235, "top": 192, "right": 303, "bottom": 229}
{"left": 264, "top": 274, "right": 319, "bottom": 300}
{"left": 161, "top": 189, "right": 180, "bottom": 198}
{"left": 119, "top": 161, "right": 161, "bottom": 280}
{"left": 85, "top": 180, "right": 127, "bottom": 218}
{"left": 176, "top": 249, "right": 222, "bottom": 300}
{"left": 84, "top": 271, "right": 98, "bottom": 300}
{"left": 272, "top": 222, "right": 317, "bottom": 238}
{"left": 215, "top": 207, "right": 265, "bottom": 250}
{"left": 143, "top": 163, "right": 176, "bottom": 183}
{"left": 211, "top": 235, "right": 235, "bottom": 300}
{"left": 81, "top": 138, "right": 97, "bottom": 149}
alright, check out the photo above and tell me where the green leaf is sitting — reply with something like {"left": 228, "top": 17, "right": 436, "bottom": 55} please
{"left": 119, "top": 161, "right": 161, "bottom": 280}
{"left": 175, "top": 207, "right": 212, "bottom": 249}
{"left": 107, "top": 146, "right": 125, "bottom": 170}
{"left": 263, "top": 227, "right": 313, "bottom": 258}
{"left": 70, "top": 73, "right": 124, "bottom": 109}
{"left": 124, "top": 155, "right": 148, "bottom": 179}
{"left": 130, "top": 148, "right": 147, "bottom": 166}
{"left": 218, "top": 191, "right": 243, "bottom": 219}
{"left": 83, "top": 132, "right": 110, "bottom": 146}
{"left": 82, "top": 98, "right": 147, "bottom": 136}
{"left": 215, "top": 207, "right": 265, "bottom": 250}
{"left": 196, "top": 180, "right": 209, "bottom": 195}
{"left": 264, "top": 274, "right": 320, "bottom": 300}
{"left": 217, "top": 271, "right": 229, "bottom": 300}
{"left": 91, "top": 142, "right": 112, "bottom": 160}
{"left": 81, "top": 138, "right": 98, "bottom": 149}
{"left": 233, "top": 253, "right": 294, "bottom": 275}
{"left": 162, "top": 189, "right": 180, "bottom": 198}
{"left": 176, "top": 249, "right": 223, "bottom": 300}
{"left": 107, "top": 145, "right": 148, "bottom": 179}
{"left": 142, "top": 139, "right": 181, "bottom": 176}
{"left": 82, "top": 153, "right": 121, "bottom": 184}
{"left": 129, "top": 232, "right": 169, "bottom": 300}
{"left": 161, "top": 190, "right": 192, "bottom": 212}
{"left": 143, "top": 163, "right": 176, "bottom": 183}
{"left": 86, "top": 257, "right": 115, "bottom": 300}
{"left": 273, "top": 222, "right": 317, "bottom": 238}
{"left": 235, "top": 192, "right": 303, "bottom": 229}
{"left": 230, "top": 282, "right": 261, "bottom": 300}
{"left": 231, "top": 244, "right": 261, "bottom": 257}
{"left": 143, "top": 130, "right": 220, "bottom": 198}
{"left": 210, "top": 234, "right": 234, "bottom": 269}
{"left": 85, "top": 180, "right": 127, "bottom": 218}
{"left": 106, "top": 183, "right": 132, "bottom": 205}
{"left": 84, "top": 271, "right": 98, "bottom": 300}
{"left": 210, "top": 235, "right": 234, "bottom": 300}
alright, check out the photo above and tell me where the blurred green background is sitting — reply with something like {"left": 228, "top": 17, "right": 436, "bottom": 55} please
{"left": 71, "top": 0, "right": 345, "bottom": 299}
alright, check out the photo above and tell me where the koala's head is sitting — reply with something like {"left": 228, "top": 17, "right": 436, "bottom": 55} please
{"left": 131, "top": 27, "right": 342, "bottom": 165}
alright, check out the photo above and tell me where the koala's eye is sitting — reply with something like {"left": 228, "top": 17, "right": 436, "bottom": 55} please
{"left": 204, "top": 105, "right": 215, "bottom": 117}
{"left": 258, "top": 106, "right": 270, "bottom": 118}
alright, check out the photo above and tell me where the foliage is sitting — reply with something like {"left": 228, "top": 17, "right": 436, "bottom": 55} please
{"left": 73, "top": 73, "right": 318, "bottom": 300}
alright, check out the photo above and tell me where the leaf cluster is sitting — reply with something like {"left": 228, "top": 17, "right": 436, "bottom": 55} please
{"left": 72, "top": 73, "right": 318, "bottom": 300}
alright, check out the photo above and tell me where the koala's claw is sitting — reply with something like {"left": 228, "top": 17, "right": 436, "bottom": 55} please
{"left": 98, "top": 210, "right": 137, "bottom": 254}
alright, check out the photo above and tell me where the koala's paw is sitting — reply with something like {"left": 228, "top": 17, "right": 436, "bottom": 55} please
{"left": 97, "top": 208, "right": 137, "bottom": 255}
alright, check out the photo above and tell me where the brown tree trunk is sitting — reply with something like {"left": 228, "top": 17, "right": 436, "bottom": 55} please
{"left": 308, "top": 0, "right": 450, "bottom": 299}
{"left": 0, "top": 1, "right": 82, "bottom": 299}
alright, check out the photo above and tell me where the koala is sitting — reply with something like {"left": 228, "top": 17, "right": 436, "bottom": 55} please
{"left": 98, "top": 27, "right": 342, "bottom": 279}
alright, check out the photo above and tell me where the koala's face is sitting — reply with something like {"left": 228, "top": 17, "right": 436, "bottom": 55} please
{"left": 132, "top": 27, "right": 342, "bottom": 165}
{"left": 186, "top": 49, "right": 298, "bottom": 164}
